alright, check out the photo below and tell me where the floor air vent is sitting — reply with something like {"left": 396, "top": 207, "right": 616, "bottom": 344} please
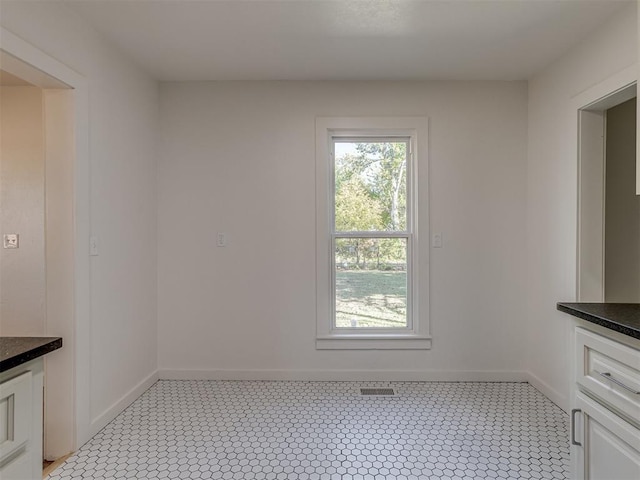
{"left": 360, "top": 388, "right": 395, "bottom": 396}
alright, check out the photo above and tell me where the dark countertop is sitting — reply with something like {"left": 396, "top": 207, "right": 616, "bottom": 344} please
{"left": 0, "top": 337, "right": 63, "bottom": 372}
{"left": 557, "top": 303, "right": 640, "bottom": 340}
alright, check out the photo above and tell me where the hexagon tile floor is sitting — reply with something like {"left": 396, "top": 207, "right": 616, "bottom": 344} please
{"left": 47, "top": 380, "right": 569, "bottom": 480}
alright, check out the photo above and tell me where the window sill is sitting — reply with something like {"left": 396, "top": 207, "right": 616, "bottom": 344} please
{"left": 316, "top": 335, "right": 432, "bottom": 350}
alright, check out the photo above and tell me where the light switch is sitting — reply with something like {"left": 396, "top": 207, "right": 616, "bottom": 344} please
{"left": 3, "top": 234, "right": 19, "bottom": 249}
{"left": 89, "top": 236, "right": 99, "bottom": 256}
{"left": 432, "top": 233, "right": 443, "bottom": 248}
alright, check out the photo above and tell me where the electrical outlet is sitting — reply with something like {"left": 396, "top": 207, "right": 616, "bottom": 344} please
{"left": 3, "top": 234, "right": 19, "bottom": 249}
{"left": 216, "top": 232, "right": 227, "bottom": 247}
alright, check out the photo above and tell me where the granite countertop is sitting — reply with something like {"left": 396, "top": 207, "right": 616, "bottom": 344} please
{"left": 557, "top": 303, "right": 640, "bottom": 340}
{"left": 0, "top": 337, "right": 63, "bottom": 372}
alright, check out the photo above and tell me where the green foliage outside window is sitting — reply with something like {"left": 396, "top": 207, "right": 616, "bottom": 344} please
{"left": 334, "top": 142, "right": 408, "bottom": 271}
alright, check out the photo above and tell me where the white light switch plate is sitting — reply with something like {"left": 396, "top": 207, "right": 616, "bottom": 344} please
{"left": 3, "top": 234, "right": 19, "bottom": 249}
{"left": 432, "top": 233, "right": 443, "bottom": 248}
{"left": 89, "top": 236, "right": 99, "bottom": 256}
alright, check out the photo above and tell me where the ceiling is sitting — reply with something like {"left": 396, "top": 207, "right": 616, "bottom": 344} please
{"left": 62, "top": 0, "right": 632, "bottom": 82}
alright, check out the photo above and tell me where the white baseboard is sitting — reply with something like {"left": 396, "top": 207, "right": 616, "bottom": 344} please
{"left": 525, "top": 371, "right": 568, "bottom": 412}
{"left": 89, "top": 370, "right": 159, "bottom": 438}
{"left": 159, "top": 368, "right": 530, "bottom": 382}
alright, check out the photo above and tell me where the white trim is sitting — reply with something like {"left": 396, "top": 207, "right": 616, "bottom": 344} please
{"left": 316, "top": 336, "right": 432, "bottom": 350}
{"left": 43, "top": 88, "right": 76, "bottom": 460}
{"left": 88, "top": 371, "right": 158, "bottom": 439}
{"left": 1, "top": 27, "right": 92, "bottom": 450}
{"left": 572, "top": 64, "right": 637, "bottom": 301}
{"left": 525, "top": 371, "right": 568, "bottom": 413}
{"left": 160, "top": 368, "right": 528, "bottom": 382}
{"left": 571, "top": 65, "right": 640, "bottom": 301}
{"left": 0, "top": 49, "right": 69, "bottom": 89}
{"left": 571, "top": 64, "right": 637, "bottom": 109}
{"left": 577, "top": 109, "right": 607, "bottom": 302}
{"left": 315, "top": 116, "right": 430, "bottom": 349}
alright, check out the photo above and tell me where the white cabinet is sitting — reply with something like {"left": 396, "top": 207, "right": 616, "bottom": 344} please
{"left": 574, "top": 392, "right": 640, "bottom": 480}
{"left": 0, "top": 359, "right": 44, "bottom": 480}
{"left": 575, "top": 329, "right": 640, "bottom": 421}
{"left": 571, "top": 326, "right": 640, "bottom": 480}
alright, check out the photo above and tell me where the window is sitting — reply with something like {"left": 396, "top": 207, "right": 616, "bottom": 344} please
{"left": 316, "top": 117, "right": 431, "bottom": 349}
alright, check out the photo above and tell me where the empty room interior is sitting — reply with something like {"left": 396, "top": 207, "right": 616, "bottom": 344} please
{"left": 0, "top": 1, "right": 639, "bottom": 479}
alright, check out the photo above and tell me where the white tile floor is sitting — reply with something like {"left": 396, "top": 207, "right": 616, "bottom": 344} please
{"left": 47, "top": 381, "right": 569, "bottom": 480}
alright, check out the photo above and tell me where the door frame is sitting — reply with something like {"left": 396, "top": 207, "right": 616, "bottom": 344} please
{"left": 1, "top": 27, "right": 92, "bottom": 454}
{"left": 574, "top": 64, "right": 637, "bottom": 302}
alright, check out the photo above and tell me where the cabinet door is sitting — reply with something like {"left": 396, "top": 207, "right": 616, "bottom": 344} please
{"left": 0, "top": 451, "right": 32, "bottom": 480}
{"left": 0, "top": 371, "right": 33, "bottom": 480}
{"left": 575, "top": 393, "right": 640, "bottom": 480}
{"left": 0, "top": 371, "right": 32, "bottom": 460}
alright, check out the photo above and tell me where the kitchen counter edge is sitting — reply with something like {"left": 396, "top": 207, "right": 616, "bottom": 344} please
{"left": 557, "top": 303, "right": 640, "bottom": 340}
{"left": 0, "top": 337, "right": 63, "bottom": 372}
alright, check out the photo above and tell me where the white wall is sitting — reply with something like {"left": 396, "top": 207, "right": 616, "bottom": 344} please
{"left": 1, "top": 1, "right": 159, "bottom": 447}
{"left": 158, "top": 80, "right": 528, "bottom": 379}
{"left": 605, "top": 98, "right": 640, "bottom": 302}
{"left": 526, "top": 4, "right": 637, "bottom": 410}
{"left": 0, "top": 86, "right": 46, "bottom": 336}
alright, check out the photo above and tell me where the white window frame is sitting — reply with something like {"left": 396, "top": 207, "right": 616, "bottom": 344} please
{"left": 315, "top": 117, "right": 431, "bottom": 350}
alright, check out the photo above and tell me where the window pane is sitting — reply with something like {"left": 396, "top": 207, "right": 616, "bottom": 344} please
{"left": 334, "top": 141, "right": 407, "bottom": 232}
{"left": 334, "top": 237, "right": 407, "bottom": 328}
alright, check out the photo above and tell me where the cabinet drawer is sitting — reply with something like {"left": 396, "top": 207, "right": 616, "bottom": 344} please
{"left": 576, "top": 328, "right": 640, "bottom": 425}
{"left": 0, "top": 371, "right": 32, "bottom": 464}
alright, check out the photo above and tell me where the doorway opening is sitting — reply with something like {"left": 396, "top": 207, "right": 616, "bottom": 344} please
{"left": 0, "top": 48, "right": 79, "bottom": 465}
{"left": 603, "top": 98, "right": 639, "bottom": 302}
{"left": 577, "top": 81, "right": 637, "bottom": 302}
